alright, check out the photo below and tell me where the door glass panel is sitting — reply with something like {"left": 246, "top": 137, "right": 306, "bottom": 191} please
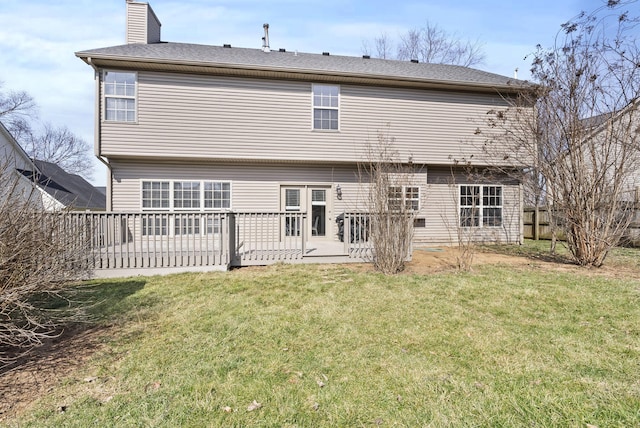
{"left": 285, "top": 188, "right": 301, "bottom": 236}
{"left": 311, "top": 189, "right": 326, "bottom": 237}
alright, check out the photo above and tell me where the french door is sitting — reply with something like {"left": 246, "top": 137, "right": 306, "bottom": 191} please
{"left": 280, "top": 186, "right": 330, "bottom": 240}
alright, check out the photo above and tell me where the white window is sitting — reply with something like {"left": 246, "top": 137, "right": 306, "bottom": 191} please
{"left": 142, "top": 215, "right": 168, "bottom": 236}
{"left": 405, "top": 186, "right": 420, "bottom": 211}
{"left": 104, "top": 71, "right": 136, "bottom": 122}
{"left": 313, "top": 84, "right": 339, "bottom": 130}
{"left": 459, "top": 185, "right": 502, "bottom": 227}
{"left": 284, "top": 188, "right": 301, "bottom": 236}
{"left": 174, "top": 181, "right": 201, "bottom": 209}
{"left": 388, "top": 186, "right": 420, "bottom": 211}
{"left": 482, "top": 186, "right": 503, "bottom": 227}
{"left": 285, "top": 189, "right": 301, "bottom": 211}
{"left": 175, "top": 215, "right": 201, "bottom": 235}
{"left": 142, "top": 181, "right": 170, "bottom": 209}
{"left": 141, "top": 180, "right": 231, "bottom": 211}
{"left": 204, "top": 182, "right": 231, "bottom": 209}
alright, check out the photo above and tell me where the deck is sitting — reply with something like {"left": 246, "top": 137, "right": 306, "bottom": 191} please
{"left": 58, "top": 211, "right": 376, "bottom": 277}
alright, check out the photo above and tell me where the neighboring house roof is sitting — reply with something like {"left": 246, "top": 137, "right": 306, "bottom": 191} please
{"left": 76, "top": 42, "right": 529, "bottom": 94}
{"left": 19, "top": 160, "right": 106, "bottom": 210}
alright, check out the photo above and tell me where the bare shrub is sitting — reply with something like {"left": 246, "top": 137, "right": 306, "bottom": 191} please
{"left": 359, "top": 128, "right": 414, "bottom": 274}
{"left": 480, "top": 2, "right": 640, "bottom": 267}
{"left": 0, "top": 162, "right": 92, "bottom": 366}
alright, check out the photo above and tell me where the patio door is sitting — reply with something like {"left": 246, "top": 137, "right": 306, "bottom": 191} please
{"left": 280, "top": 186, "right": 331, "bottom": 240}
{"left": 310, "top": 188, "right": 327, "bottom": 239}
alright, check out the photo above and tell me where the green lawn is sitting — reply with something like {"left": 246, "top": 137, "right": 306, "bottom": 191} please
{"left": 9, "top": 244, "right": 640, "bottom": 427}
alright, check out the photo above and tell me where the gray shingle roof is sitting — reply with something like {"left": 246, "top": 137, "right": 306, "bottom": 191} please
{"left": 77, "top": 42, "right": 526, "bottom": 90}
{"left": 24, "top": 160, "right": 106, "bottom": 210}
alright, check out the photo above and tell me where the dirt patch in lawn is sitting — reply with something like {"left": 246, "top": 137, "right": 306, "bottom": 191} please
{"left": 0, "top": 324, "right": 108, "bottom": 421}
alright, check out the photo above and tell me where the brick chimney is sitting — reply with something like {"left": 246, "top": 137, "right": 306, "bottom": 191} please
{"left": 125, "top": 0, "right": 161, "bottom": 44}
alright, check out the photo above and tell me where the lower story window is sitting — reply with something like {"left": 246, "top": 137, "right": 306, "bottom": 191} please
{"left": 142, "top": 181, "right": 170, "bottom": 209}
{"left": 142, "top": 216, "right": 168, "bottom": 236}
{"left": 459, "top": 185, "right": 502, "bottom": 227}
{"left": 175, "top": 215, "right": 201, "bottom": 235}
{"left": 388, "top": 186, "right": 420, "bottom": 211}
{"left": 141, "top": 180, "right": 232, "bottom": 211}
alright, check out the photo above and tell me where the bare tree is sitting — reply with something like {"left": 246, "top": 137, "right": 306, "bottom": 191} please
{"left": 22, "top": 123, "right": 94, "bottom": 179}
{"left": 1, "top": 81, "right": 94, "bottom": 179}
{"left": 0, "top": 81, "right": 37, "bottom": 135}
{"left": 362, "top": 32, "right": 394, "bottom": 59}
{"left": 0, "top": 160, "right": 92, "bottom": 366}
{"left": 359, "top": 127, "right": 415, "bottom": 274}
{"left": 362, "top": 22, "right": 485, "bottom": 66}
{"left": 481, "top": 1, "right": 640, "bottom": 267}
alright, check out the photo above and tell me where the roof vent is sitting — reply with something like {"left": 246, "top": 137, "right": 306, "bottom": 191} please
{"left": 223, "top": 44, "right": 231, "bottom": 48}
{"left": 322, "top": 52, "right": 330, "bottom": 56}
{"left": 410, "top": 59, "right": 419, "bottom": 63}
{"left": 279, "top": 48, "right": 286, "bottom": 52}
{"left": 262, "top": 23, "right": 271, "bottom": 52}
{"left": 363, "top": 55, "right": 370, "bottom": 59}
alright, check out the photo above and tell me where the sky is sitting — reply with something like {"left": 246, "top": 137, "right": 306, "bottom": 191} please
{"left": 0, "top": 0, "right": 626, "bottom": 186}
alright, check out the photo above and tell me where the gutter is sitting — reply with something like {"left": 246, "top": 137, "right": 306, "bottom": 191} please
{"left": 86, "top": 57, "right": 113, "bottom": 211}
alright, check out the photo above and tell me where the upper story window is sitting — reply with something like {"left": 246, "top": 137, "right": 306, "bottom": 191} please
{"left": 104, "top": 71, "right": 136, "bottom": 122}
{"left": 459, "top": 185, "right": 502, "bottom": 227}
{"left": 312, "top": 84, "right": 339, "bottom": 130}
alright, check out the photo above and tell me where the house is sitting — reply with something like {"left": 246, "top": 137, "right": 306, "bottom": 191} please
{"left": 1, "top": 121, "right": 106, "bottom": 211}
{"left": 0, "top": 121, "right": 39, "bottom": 204}
{"left": 19, "top": 160, "right": 106, "bottom": 211}
{"left": 74, "top": 1, "right": 533, "bottom": 271}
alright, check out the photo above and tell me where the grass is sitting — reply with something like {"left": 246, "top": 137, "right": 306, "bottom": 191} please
{"left": 8, "top": 243, "right": 640, "bottom": 427}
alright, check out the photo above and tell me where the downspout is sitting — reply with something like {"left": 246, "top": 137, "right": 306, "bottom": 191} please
{"left": 87, "top": 57, "right": 113, "bottom": 211}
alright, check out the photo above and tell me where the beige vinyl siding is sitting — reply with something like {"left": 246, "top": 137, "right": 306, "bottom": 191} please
{"left": 111, "top": 160, "right": 360, "bottom": 241}
{"left": 146, "top": 7, "right": 161, "bottom": 44}
{"left": 109, "top": 160, "right": 520, "bottom": 244}
{"left": 125, "top": 2, "right": 147, "bottom": 44}
{"left": 101, "top": 71, "right": 517, "bottom": 166}
{"left": 417, "top": 167, "right": 521, "bottom": 245}
{"left": 126, "top": 2, "right": 161, "bottom": 44}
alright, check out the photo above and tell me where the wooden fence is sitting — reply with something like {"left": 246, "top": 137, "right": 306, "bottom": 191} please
{"left": 523, "top": 206, "right": 640, "bottom": 245}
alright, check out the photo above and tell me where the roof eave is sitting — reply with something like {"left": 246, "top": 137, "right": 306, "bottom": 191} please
{"left": 76, "top": 52, "right": 528, "bottom": 94}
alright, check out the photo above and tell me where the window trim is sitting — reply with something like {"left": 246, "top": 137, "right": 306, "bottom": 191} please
{"left": 141, "top": 180, "right": 232, "bottom": 211}
{"left": 388, "top": 185, "right": 421, "bottom": 211}
{"left": 458, "top": 184, "right": 503, "bottom": 228}
{"left": 103, "top": 70, "right": 138, "bottom": 123}
{"left": 311, "top": 84, "right": 340, "bottom": 132}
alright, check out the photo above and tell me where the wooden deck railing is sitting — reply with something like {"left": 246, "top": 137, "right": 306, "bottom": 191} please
{"left": 59, "top": 211, "right": 313, "bottom": 271}
{"left": 341, "top": 212, "right": 374, "bottom": 259}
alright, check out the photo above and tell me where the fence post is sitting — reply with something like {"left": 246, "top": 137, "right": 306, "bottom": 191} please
{"left": 533, "top": 206, "right": 540, "bottom": 241}
{"left": 227, "top": 212, "right": 236, "bottom": 267}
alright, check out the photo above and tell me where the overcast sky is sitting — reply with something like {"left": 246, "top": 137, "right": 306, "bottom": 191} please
{"left": 0, "top": 0, "right": 622, "bottom": 185}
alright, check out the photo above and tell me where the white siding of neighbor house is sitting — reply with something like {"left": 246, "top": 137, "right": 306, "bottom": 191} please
{"left": 100, "top": 71, "right": 518, "bottom": 166}
{"left": 109, "top": 160, "right": 521, "bottom": 244}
